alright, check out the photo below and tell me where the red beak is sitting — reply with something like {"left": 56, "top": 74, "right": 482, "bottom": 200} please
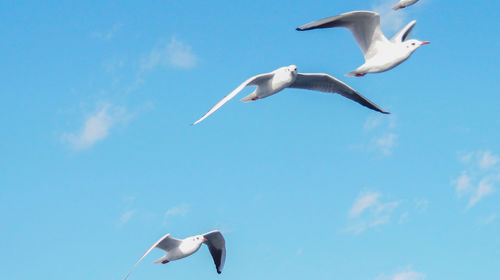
{"left": 420, "top": 41, "right": 430, "bottom": 46}
{"left": 202, "top": 238, "right": 208, "bottom": 242}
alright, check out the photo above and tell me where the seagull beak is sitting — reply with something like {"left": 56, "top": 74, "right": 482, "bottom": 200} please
{"left": 202, "top": 238, "right": 208, "bottom": 242}
{"left": 420, "top": 41, "right": 430, "bottom": 46}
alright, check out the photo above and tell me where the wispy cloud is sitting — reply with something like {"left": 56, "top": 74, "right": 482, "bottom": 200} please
{"left": 376, "top": 133, "right": 398, "bottom": 156}
{"left": 124, "top": 37, "right": 198, "bottom": 93}
{"left": 350, "top": 192, "right": 381, "bottom": 217}
{"left": 62, "top": 103, "right": 132, "bottom": 150}
{"left": 454, "top": 171, "right": 472, "bottom": 196}
{"left": 364, "top": 114, "right": 396, "bottom": 132}
{"left": 346, "top": 192, "right": 401, "bottom": 234}
{"left": 376, "top": 267, "right": 426, "bottom": 280}
{"left": 372, "top": 0, "right": 408, "bottom": 33}
{"left": 140, "top": 37, "right": 198, "bottom": 73}
{"left": 361, "top": 114, "right": 398, "bottom": 156}
{"left": 479, "top": 151, "right": 499, "bottom": 170}
{"left": 118, "top": 210, "right": 136, "bottom": 226}
{"left": 92, "top": 23, "right": 123, "bottom": 41}
{"left": 468, "top": 179, "right": 494, "bottom": 208}
{"left": 414, "top": 199, "right": 429, "bottom": 212}
{"left": 102, "top": 58, "right": 125, "bottom": 74}
{"left": 453, "top": 151, "right": 499, "bottom": 208}
{"left": 163, "top": 203, "right": 191, "bottom": 224}
{"left": 479, "top": 214, "right": 497, "bottom": 226}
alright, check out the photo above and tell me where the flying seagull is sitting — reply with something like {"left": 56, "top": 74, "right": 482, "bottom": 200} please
{"left": 123, "top": 231, "right": 226, "bottom": 279}
{"left": 296, "top": 11, "right": 430, "bottom": 76}
{"left": 393, "top": 0, "right": 420, "bottom": 10}
{"left": 192, "top": 65, "right": 388, "bottom": 125}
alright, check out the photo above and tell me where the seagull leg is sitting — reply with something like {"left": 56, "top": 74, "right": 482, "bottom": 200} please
{"left": 251, "top": 96, "right": 259, "bottom": 101}
{"left": 355, "top": 73, "right": 366, "bottom": 77}
{"left": 161, "top": 260, "right": 169, "bottom": 264}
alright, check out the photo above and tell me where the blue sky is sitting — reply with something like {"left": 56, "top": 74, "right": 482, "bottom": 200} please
{"left": 1, "top": 0, "right": 499, "bottom": 279}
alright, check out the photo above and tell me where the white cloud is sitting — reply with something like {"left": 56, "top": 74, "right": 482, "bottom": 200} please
{"left": 364, "top": 114, "right": 397, "bottom": 132}
{"left": 350, "top": 192, "right": 380, "bottom": 217}
{"left": 376, "top": 133, "right": 398, "bottom": 156}
{"left": 376, "top": 267, "right": 426, "bottom": 280}
{"left": 140, "top": 37, "right": 197, "bottom": 72}
{"left": 364, "top": 115, "right": 384, "bottom": 131}
{"left": 372, "top": 0, "right": 408, "bottom": 33}
{"left": 454, "top": 171, "right": 472, "bottom": 196}
{"left": 479, "top": 214, "right": 497, "bottom": 226}
{"left": 459, "top": 152, "right": 474, "bottom": 164}
{"left": 375, "top": 200, "right": 400, "bottom": 214}
{"left": 346, "top": 192, "right": 401, "bottom": 234}
{"left": 103, "top": 58, "right": 125, "bottom": 74}
{"left": 62, "top": 103, "right": 132, "bottom": 150}
{"left": 468, "top": 179, "right": 494, "bottom": 208}
{"left": 164, "top": 203, "right": 190, "bottom": 224}
{"left": 398, "top": 212, "right": 409, "bottom": 224}
{"left": 360, "top": 114, "right": 398, "bottom": 156}
{"left": 118, "top": 210, "right": 135, "bottom": 226}
{"left": 479, "top": 151, "right": 499, "bottom": 170}
{"left": 92, "top": 23, "right": 123, "bottom": 40}
{"left": 453, "top": 150, "right": 499, "bottom": 208}
{"left": 414, "top": 199, "right": 429, "bottom": 212}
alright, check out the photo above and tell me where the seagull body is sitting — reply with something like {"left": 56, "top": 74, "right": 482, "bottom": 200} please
{"left": 296, "top": 11, "right": 429, "bottom": 76}
{"left": 393, "top": 0, "right": 419, "bottom": 10}
{"left": 193, "top": 65, "right": 388, "bottom": 124}
{"left": 123, "top": 231, "right": 226, "bottom": 279}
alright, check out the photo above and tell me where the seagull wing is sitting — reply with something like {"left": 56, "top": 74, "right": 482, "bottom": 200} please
{"left": 289, "top": 73, "right": 389, "bottom": 114}
{"left": 203, "top": 230, "right": 226, "bottom": 274}
{"left": 297, "top": 11, "right": 389, "bottom": 59}
{"left": 390, "top": 20, "right": 416, "bottom": 42}
{"left": 123, "top": 234, "right": 182, "bottom": 280}
{"left": 392, "top": 1, "right": 404, "bottom": 10}
{"left": 192, "top": 73, "right": 274, "bottom": 125}
{"left": 393, "top": 0, "right": 419, "bottom": 10}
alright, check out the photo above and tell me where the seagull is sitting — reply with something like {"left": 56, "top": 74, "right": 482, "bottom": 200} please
{"left": 192, "top": 65, "right": 388, "bottom": 124}
{"left": 296, "top": 11, "right": 430, "bottom": 76}
{"left": 393, "top": 0, "right": 420, "bottom": 10}
{"left": 123, "top": 231, "right": 226, "bottom": 279}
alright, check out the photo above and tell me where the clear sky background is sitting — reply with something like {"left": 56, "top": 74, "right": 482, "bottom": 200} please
{"left": 1, "top": 0, "right": 499, "bottom": 279}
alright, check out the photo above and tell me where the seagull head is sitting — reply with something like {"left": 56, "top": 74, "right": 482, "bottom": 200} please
{"left": 404, "top": 39, "right": 430, "bottom": 53}
{"left": 287, "top": 65, "right": 298, "bottom": 74}
{"left": 192, "top": 235, "right": 207, "bottom": 244}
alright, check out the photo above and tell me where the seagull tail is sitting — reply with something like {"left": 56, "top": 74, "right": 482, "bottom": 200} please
{"left": 152, "top": 255, "right": 169, "bottom": 264}
{"left": 240, "top": 91, "right": 258, "bottom": 103}
{"left": 392, "top": 4, "right": 403, "bottom": 10}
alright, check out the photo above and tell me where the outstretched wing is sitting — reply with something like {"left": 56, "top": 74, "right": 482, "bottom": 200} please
{"left": 203, "top": 230, "right": 226, "bottom": 274}
{"left": 155, "top": 234, "right": 183, "bottom": 251}
{"left": 297, "top": 11, "right": 389, "bottom": 59}
{"left": 192, "top": 73, "right": 274, "bottom": 125}
{"left": 390, "top": 20, "right": 416, "bottom": 42}
{"left": 289, "top": 73, "right": 389, "bottom": 114}
{"left": 123, "top": 234, "right": 182, "bottom": 280}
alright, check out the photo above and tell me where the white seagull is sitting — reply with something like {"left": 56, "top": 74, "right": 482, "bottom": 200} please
{"left": 123, "top": 231, "right": 226, "bottom": 279}
{"left": 296, "top": 11, "right": 430, "bottom": 76}
{"left": 192, "top": 65, "right": 388, "bottom": 125}
{"left": 393, "top": 0, "right": 420, "bottom": 10}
